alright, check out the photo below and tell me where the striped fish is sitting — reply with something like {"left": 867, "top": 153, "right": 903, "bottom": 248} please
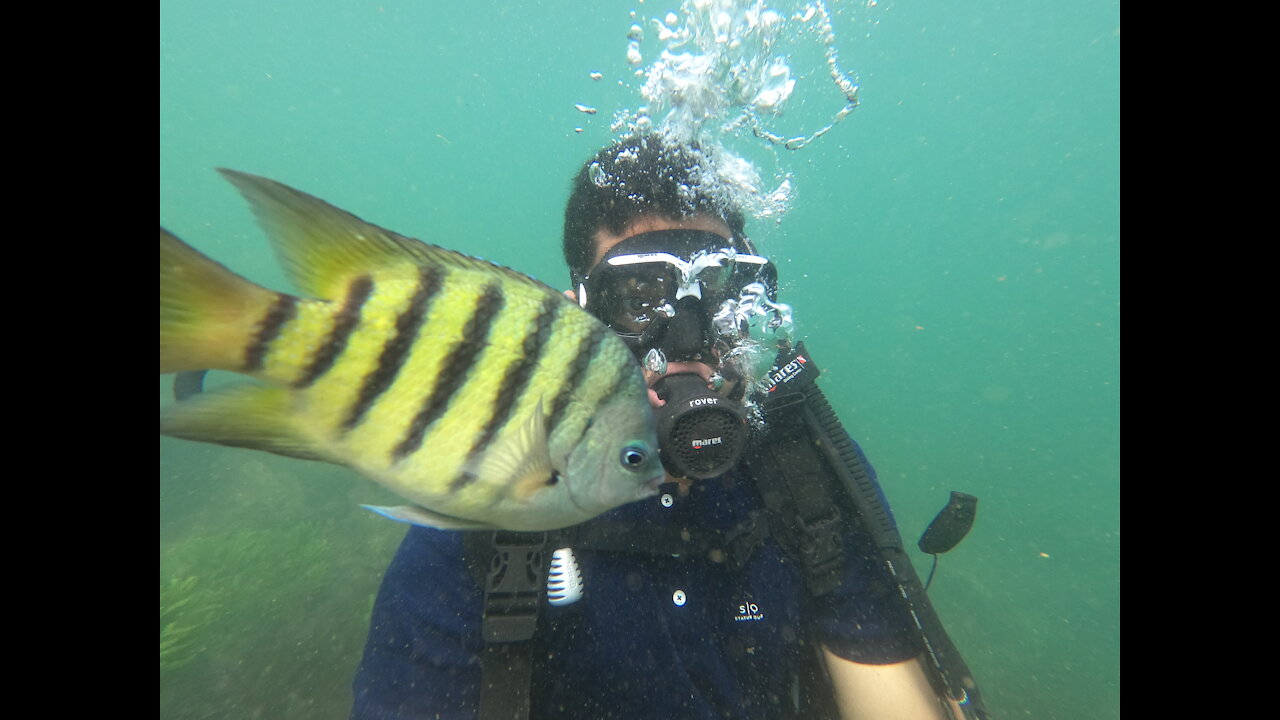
{"left": 160, "top": 169, "right": 664, "bottom": 531}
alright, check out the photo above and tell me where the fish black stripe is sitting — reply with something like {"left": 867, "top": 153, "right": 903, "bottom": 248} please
{"left": 341, "top": 265, "right": 444, "bottom": 431}
{"left": 546, "top": 320, "right": 609, "bottom": 435}
{"left": 561, "top": 329, "right": 634, "bottom": 455}
{"left": 393, "top": 284, "right": 505, "bottom": 463}
{"left": 448, "top": 296, "right": 561, "bottom": 493}
{"left": 244, "top": 293, "right": 298, "bottom": 372}
{"left": 597, "top": 359, "right": 631, "bottom": 407}
{"left": 295, "top": 275, "right": 374, "bottom": 388}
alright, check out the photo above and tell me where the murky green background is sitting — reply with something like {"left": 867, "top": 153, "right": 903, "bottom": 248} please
{"left": 160, "top": 2, "right": 1120, "bottom": 718}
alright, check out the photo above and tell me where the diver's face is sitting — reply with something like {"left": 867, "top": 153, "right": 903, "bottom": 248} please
{"left": 572, "top": 214, "right": 739, "bottom": 408}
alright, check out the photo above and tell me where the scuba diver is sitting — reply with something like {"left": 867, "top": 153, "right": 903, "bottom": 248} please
{"left": 345, "top": 134, "right": 990, "bottom": 720}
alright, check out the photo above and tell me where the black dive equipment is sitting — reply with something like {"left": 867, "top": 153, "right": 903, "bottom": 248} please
{"left": 651, "top": 372, "right": 749, "bottom": 480}
{"left": 920, "top": 492, "right": 979, "bottom": 555}
{"left": 751, "top": 343, "right": 991, "bottom": 720}
{"left": 919, "top": 491, "right": 979, "bottom": 591}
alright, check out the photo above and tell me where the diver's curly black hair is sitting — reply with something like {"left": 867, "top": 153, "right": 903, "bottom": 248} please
{"left": 563, "top": 135, "right": 747, "bottom": 284}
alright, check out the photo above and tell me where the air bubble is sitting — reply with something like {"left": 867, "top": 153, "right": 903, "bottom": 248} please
{"left": 644, "top": 348, "right": 668, "bottom": 375}
{"left": 621, "top": 0, "right": 859, "bottom": 164}
{"left": 588, "top": 162, "right": 608, "bottom": 187}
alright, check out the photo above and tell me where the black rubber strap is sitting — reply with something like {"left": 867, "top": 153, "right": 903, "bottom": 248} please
{"left": 478, "top": 642, "right": 535, "bottom": 720}
{"left": 470, "top": 531, "right": 549, "bottom": 720}
{"left": 746, "top": 356, "right": 847, "bottom": 597}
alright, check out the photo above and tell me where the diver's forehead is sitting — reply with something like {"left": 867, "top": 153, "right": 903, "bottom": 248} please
{"left": 590, "top": 214, "right": 733, "bottom": 268}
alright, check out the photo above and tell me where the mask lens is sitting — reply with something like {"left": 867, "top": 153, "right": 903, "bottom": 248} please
{"left": 589, "top": 263, "right": 676, "bottom": 334}
{"left": 726, "top": 258, "right": 776, "bottom": 300}
{"left": 695, "top": 261, "right": 735, "bottom": 295}
{"left": 684, "top": 251, "right": 775, "bottom": 303}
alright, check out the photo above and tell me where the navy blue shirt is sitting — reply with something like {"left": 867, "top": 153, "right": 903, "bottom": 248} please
{"left": 351, "top": 463, "right": 920, "bottom": 720}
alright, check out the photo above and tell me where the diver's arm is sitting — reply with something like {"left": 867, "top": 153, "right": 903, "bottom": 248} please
{"left": 820, "top": 647, "right": 963, "bottom": 720}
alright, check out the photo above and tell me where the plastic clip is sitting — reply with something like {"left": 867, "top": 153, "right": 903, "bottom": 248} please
{"left": 481, "top": 532, "right": 547, "bottom": 643}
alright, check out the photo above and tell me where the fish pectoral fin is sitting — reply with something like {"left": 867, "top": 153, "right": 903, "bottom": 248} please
{"left": 465, "top": 402, "right": 560, "bottom": 502}
{"left": 360, "top": 504, "right": 499, "bottom": 531}
{"left": 160, "top": 384, "right": 327, "bottom": 462}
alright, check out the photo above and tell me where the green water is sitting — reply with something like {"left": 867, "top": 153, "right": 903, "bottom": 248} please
{"left": 160, "top": 2, "right": 1120, "bottom": 718}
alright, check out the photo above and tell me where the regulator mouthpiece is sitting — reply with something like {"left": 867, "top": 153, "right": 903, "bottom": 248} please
{"left": 652, "top": 373, "right": 749, "bottom": 480}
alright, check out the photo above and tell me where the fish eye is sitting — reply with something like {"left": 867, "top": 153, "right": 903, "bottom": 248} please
{"left": 620, "top": 446, "right": 649, "bottom": 469}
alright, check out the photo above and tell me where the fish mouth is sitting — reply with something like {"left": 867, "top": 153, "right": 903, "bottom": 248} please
{"left": 642, "top": 474, "right": 665, "bottom": 497}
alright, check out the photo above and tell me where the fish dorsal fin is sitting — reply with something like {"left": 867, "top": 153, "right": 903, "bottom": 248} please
{"left": 217, "top": 169, "right": 549, "bottom": 301}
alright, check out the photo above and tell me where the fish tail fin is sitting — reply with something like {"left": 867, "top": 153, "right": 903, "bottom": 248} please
{"left": 160, "top": 384, "right": 326, "bottom": 461}
{"left": 160, "top": 228, "right": 285, "bottom": 374}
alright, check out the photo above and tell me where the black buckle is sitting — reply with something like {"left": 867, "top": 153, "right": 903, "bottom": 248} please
{"left": 796, "top": 512, "right": 844, "bottom": 594}
{"left": 481, "top": 532, "right": 547, "bottom": 643}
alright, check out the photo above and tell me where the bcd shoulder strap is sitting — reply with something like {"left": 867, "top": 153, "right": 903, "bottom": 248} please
{"left": 463, "top": 530, "right": 550, "bottom": 720}
{"left": 744, "top": 342, "right": 848, "bottom": 596}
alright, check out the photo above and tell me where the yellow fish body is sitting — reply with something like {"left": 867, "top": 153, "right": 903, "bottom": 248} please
{"left": 160, "top": 170, "right": 663, "bottom": 531}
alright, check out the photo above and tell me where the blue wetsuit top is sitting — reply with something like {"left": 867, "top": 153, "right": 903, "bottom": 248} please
{"left": 350, "top": 461, "right": 921, "bottom": 720}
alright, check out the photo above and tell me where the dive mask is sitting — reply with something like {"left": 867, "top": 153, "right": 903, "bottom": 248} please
{"left": 575, "top": 229, "right": 778, "bottom": 363}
